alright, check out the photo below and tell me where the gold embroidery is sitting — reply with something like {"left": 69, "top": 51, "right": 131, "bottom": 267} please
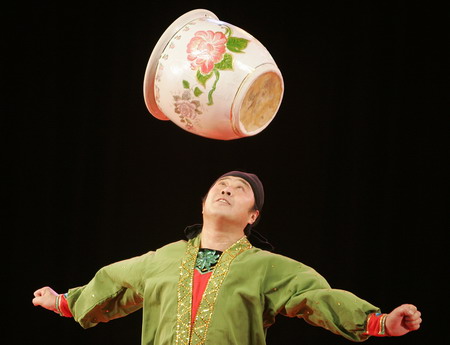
{"left": 175, "top": 236, "right": 252, "bottom": 345}
{"left": 176, "top": 240, "right": 198, "bottom": 345}
{"left": 379, "top": 314, "right": 387, "bottom": 335}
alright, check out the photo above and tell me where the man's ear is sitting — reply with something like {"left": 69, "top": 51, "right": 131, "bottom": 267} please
{"left": 249, "top": 210, "right": 260, "bottom": 224}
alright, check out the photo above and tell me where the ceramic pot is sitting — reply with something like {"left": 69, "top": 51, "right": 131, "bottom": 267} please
{"left": 143, "top": 9, "right": 284, "bottom": 140}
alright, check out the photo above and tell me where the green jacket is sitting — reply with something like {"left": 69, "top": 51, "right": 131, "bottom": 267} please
{"left": 67, "top": 235, "right": 379, "bottom": 344}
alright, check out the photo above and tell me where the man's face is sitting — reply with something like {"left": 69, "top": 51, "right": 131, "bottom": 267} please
{"left": 203, "top": 176, "right": 259, "bottom": 227}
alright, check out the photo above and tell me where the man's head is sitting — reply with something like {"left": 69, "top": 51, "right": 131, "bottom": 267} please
{"left": 202, "top": 171, "right": 264, "bottom": 234}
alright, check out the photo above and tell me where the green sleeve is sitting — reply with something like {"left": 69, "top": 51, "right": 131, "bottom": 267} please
{"left": 264, "top": 254, "right": 380, "bottom": 342}
{"left": 66, "top": 251, "right": 154, "bottom": 329}
{"left": 285, "top": 287, "right": 380, "bottom": 342}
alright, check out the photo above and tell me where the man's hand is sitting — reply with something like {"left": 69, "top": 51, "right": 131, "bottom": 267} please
{"left": 32, "top": 286, "right": 59, "bottom": 312}
{"left": 385, "top": 304, "right": 422, "bottom": 336}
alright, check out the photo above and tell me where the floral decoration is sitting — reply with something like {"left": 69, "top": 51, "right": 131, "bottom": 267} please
{"left": 183, "top": 25, "right": 249, "bottom": 106}
{"left": 173, "top": 89, "right": 202, "bottom": 130}
{"left": 195, "top": 249, "right": 221, "bottom": 274}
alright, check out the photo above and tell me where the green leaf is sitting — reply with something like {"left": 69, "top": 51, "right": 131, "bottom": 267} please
{"left": 196, "top": 70, "right": 213, "bottom": 87}
{"left": 226, "top": 37, "right": 249, "bottom": 53}
{"left": 215, "top": 53, "right": 233, "bottom": 70}
{"left": 182, "top": 80, "right": 190, "bottom": 89}
{"left": 194, "top": 87, "right": 203, "bottom": 97}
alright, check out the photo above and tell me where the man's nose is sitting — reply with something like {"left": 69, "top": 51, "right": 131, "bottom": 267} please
{"left": 221, "top": 188, "right": 232, "bottom": 196}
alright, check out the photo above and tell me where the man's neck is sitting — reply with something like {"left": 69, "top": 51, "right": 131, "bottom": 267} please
{"left": 200, "top": 224, "right": 245, "bottom": 252}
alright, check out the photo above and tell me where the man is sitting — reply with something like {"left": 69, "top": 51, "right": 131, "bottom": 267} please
{"left": 33, "top": 171, "right": 422, "bottom": 344}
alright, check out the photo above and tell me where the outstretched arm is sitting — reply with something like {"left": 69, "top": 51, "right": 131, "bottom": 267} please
{"left": 265, "top": 255, "right": 423, "bottom": 341}
{"left": 32, "top": 250, "right": 154, "bottom": 328}
{"left": 385, "top": 304, "right": 422, "bottom": 336}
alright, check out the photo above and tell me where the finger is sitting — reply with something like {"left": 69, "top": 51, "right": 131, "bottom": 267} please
{"left": 32, "top": 296, "right": 41, "bottom": 306}
{"left": 33, "top": 289, "right": 43, "bottom": 297}
{"left": 405, "top": 310, "right": 421, "bottom": 321}
{"left": 33, "top": 286, "right": 50, "bottom": 296}
{"left": 405, "top": 318, "right": 422, "bottom": 330}
{"left": 404, "top": 304, "right": 416, "bottom": 313}
{"left": 398, "top": 304, "right": 417, "bottom": 316}
{"left": 405, "top": 316, "right": 422, "bottom": 324}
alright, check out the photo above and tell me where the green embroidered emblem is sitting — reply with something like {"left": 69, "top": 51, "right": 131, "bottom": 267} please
{"left": 195, "top": 249, "right": 221, "bottom": 274}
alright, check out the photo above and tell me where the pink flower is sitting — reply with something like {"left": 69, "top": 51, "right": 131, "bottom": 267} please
{"left": 187, "top": 31, "right": 227, "bottom": 74}
{"left": 174, "top": 91, "right": 201, "bottom": 120}
{"left": 175, "top": 100, "right": 199, "bottom": 119}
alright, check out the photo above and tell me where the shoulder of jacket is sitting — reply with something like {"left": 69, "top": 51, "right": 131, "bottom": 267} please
{"left": 246, "top": 248, "right": 313, "bottom": 270}
{"left": 154, "top": 239, "right": 188, "bottom": 255}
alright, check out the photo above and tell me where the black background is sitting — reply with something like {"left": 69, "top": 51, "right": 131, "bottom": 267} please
{"left": 4, "top": 0, "right": 446, "bottom": 344}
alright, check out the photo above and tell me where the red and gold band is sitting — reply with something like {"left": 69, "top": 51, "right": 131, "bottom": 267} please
{"left": 55, "top": 293, "right": 73, "bottom": 317}
{"left": 364, "top": 313, "right": 389, "bottom": 337}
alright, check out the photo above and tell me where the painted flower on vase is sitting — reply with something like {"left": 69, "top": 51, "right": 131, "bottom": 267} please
{"left": 184, "top": 26, "right": 249, "bottom": 106}
{"left": 173, "top": 90, "right": 202, "bottom": 130}
{"left": 187, "top": 30, "right": 227, "bottom": 75}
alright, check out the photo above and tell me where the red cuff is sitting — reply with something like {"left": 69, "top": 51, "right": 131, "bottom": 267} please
{"left": 58, "top": 294, "right": 73, "bottom": 318}
{"left": 364, "top": 313, "right": 388, "bottom": 336}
